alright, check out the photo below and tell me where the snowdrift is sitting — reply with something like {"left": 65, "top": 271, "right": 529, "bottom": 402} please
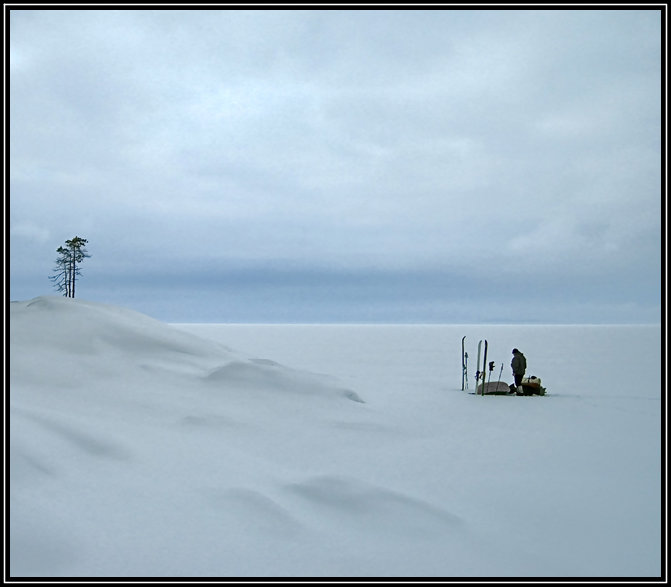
{"left": 10, "top": 297, "right": 371, "bottom": 578}
{"left": 10, "top": 296, "right": 363, "bottom": 403}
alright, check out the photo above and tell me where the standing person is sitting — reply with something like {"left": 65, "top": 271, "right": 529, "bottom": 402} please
{"left": 511, "top": 348, "right": 527, "bottom": 393}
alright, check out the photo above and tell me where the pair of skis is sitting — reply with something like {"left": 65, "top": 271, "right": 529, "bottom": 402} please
{"left": 462, "top": 337, "right": 485, "bottom": 392}
{"left": 463, "top": 337, "right": 500, "bottom": 395}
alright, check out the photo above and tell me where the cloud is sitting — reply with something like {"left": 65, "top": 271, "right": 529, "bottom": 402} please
{"left": 10, "top": 222, "right": 50, "bottom": 244}
{"left": 8, "top": 8, "right": 662, "bottom": 322}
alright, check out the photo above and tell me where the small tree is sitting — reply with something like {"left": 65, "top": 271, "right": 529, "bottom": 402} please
{"left": 49, "top": 245, "right": 73, "bottom": 296}
{"left": 49, "top": 236, "right": 91, "bottom": 298}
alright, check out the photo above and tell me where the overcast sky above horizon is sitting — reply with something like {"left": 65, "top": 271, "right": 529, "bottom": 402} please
{"left": 9, "top": 8, "right": 662, "bottom": 323}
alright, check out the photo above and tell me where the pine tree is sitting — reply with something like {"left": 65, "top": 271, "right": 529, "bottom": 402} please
{"left": 48, "top": 246, "right": 72, "bottom": 296}
{"left": 49, "top": 236, "right": 91, "bottom": 298}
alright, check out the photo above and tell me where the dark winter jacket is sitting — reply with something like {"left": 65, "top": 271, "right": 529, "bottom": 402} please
{"left": 511, "top": 351, "right": 527, "bottom": 376}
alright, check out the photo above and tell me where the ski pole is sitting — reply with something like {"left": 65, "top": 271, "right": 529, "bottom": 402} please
{"left": 496, "top": 363, "right": 503, "bottom": 391}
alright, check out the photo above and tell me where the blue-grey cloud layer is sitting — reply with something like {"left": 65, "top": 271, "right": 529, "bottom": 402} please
{"left": 9, "top": 9, "right": 662, "bottom": 322}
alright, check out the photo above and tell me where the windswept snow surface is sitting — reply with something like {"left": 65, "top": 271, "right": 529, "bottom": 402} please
{"left": 9, "top": 297, "right": 662, "bottom": 578}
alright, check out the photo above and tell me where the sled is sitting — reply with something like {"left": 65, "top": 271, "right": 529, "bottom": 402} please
{"left": 476, "top": 381, "right": 514, "bottom": 395}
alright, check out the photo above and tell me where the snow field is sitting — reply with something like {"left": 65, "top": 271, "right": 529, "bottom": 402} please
{"left": 9, "top": 297, "right": 662, "bottom": 578}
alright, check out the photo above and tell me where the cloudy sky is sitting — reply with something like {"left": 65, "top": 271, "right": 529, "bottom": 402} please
{"left": 9, "top": 8, "right": 662, "bottom": 323}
